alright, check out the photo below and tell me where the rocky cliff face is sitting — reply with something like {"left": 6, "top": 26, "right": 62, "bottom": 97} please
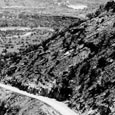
{"left": 1, "top": 0, "right": 115, "bottom": 115}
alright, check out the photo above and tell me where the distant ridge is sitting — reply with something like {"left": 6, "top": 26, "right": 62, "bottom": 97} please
{"left": 0, "top": 0, "right": 53, "bottom": 8}
{"left": 0, "top": 0, "right": 109, "bottom": 9}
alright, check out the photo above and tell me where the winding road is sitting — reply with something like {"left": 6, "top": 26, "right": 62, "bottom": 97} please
{"left": 0, "top": 83, "right": 78, "bottom": 115}
{"left": 0, "top": 26, "right": 54, "bottom": 32}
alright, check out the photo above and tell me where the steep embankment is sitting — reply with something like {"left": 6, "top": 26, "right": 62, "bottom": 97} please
{"left": 0, "top": 83, "right": 78, "bottom": 115}
{"left": 0, "top": 86, "right": 62, "bottom": 115}
{"left": 1, "top": 0, "right": 115, "bottom": 115}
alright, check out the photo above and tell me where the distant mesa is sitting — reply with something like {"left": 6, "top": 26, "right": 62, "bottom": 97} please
{"left": 54, "top": 0, "right": 87, "bottom": 10}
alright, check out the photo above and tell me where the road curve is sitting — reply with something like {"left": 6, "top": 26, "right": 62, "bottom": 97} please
{"left": 0, "top": 83, "right": 78, "bottom": 115}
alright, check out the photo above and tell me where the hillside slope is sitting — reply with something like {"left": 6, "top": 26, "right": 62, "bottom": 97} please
{"left": 1, "top": 0, "right": 115, "bottom": 115}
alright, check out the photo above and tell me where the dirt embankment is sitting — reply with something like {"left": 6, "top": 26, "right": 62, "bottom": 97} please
{"left": 0, "top": 86, "right": 62, "bottom": 115}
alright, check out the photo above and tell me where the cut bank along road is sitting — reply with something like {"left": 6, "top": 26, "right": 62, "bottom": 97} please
{"left": 0, "top": 83, "right": 78, "bottom": 115}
